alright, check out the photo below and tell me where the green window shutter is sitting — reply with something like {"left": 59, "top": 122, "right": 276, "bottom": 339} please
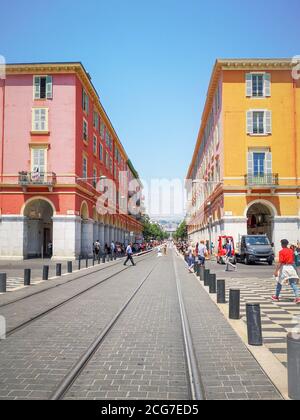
{"left": 265, "top": 110, "right": 272, "bottom": 134}
{"left": 246, "top": 74, "right": 253, "bottom": 97}
{"left": 46, "top": 76, "right": 53, "bottom": 99}
{"left": 264, "top": 74, "right": 271, "bottom": 97}
{"left": 246, "top": 111, "right": 253, "bottom": 134}
{"left": 34, "top": 76, "right": 41, "bottom": 99}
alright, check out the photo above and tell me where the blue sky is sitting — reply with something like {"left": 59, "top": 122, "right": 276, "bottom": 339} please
{"left": 1, "top": 0, "right": 300, "bottom": 186}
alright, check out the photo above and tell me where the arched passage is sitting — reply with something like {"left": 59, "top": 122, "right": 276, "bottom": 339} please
{"left": 246, "top": 201, "right": 275, "bottom": 243}
{"left": 23, "top": 199, "right": 54, "bottom": 258}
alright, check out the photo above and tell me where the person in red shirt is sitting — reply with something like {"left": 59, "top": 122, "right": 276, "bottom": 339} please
{"left": 272, "top": 239, "right": 300, "bottom": 304}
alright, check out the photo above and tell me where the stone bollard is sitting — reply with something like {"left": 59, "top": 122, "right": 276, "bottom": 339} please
{"left": 56, "top": 264, "right": 62, "bottom": 277}
{"left": 209, "top": 273, "right": 217, "bottom": 294}
{"left": 204, "top": 269, "right": 210, "bottom": 287}
{"left": 43, "top": 265, "right": 49, "bottom": 281}
{"left": 246, "top": 303, "right": 263, "bottom": 346}
{"left": 67, "top": 261, "right": 73, "bottom": 273}
{"left": 24, "top": 269, "right": 31, "bottom": 286}
{"left": 217, "top": 280, "right": 226, "bottom": 304}
{"left": 288, "top": 333, "right": 300, "bottom": 400}
{"left": 199, "top": 266, "right": 205, "bottom": 281}
{"left": 0, "top": 273, "right": 7, "bottom": 293}
{"left": 229, "top": 289, "right": 240, "bottom": 320}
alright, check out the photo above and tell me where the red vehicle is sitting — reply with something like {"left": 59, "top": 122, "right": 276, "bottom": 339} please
{"left": 217, "top": 236, "right": 237, "bottom": 265}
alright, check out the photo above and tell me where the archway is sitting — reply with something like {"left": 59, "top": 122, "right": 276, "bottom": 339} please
{"left": 23, "top": 199, "right": 54, "bottom": 258}
{"left": 246, "top": 202, "right": 274, "bottom": 243}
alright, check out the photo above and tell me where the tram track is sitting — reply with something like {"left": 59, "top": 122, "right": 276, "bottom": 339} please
{"left": 1, "top": 252, "right": 154, "bottom": 338}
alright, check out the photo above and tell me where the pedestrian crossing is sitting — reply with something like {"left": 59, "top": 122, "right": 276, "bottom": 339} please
{"left": 224, "top": 277, "right": 300, "bottom": 368}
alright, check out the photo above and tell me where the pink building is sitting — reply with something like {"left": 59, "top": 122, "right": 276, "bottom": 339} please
{"left": 0, "top": 62, "right": 143, "bottom": 260}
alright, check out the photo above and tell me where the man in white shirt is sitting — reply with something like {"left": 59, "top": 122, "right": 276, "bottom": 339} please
{"left": 124, "top": 243, "right": 136, "bottom": 266}
{"left": 198, "top": 240, "right": 208, "bottom": 266}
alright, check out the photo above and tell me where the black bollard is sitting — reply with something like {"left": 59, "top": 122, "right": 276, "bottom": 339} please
{"left": 229, "top": 289, "right": 240, "bottom": 320}
{"left": 0, "top": 273, "right": 7, "bottom": 293}
{"left": 204, "top": 269, "right": 210, "bottom": 287}
{"left": 195, "top": 262, "right": 200, "bottom": 277}
{"left": 246, "top": 303, "right": 263, "bottom": 346}
{"left": 56, "top": 264, "right": 62, "bottom": 277}
{"left": 86, "top": 258, "right": 89, "bottom": 269}
{"left": 67, "top": 261, "right": 73, "bottom": 273}
{"left": 288, "top": 333, "right": 300, "bottom": 400}
{"left": 102, "top": 255, "right": 106, "bottom": 264}
{"left": 209, "top": 273, "right": 217, "bottom": 294}
{"left": 92, "top": 256, "right": 95, "bottom": 267}
{"left": 98, "top": 255, "right": 101, "bottom": 265}
{"left": 217, "top": 280, "right": 226, "bottom": 304}
{"left": 78, "top": 257, "right": 81, "bottom": 271}
{"left": 24, "top": 269, "right": 31, "bottom": 286}
{"left": 43, "top": 265, "right": 49, "bottom": 281}
{"left": 199, "top": 266, "right": 205, "bottom": 281}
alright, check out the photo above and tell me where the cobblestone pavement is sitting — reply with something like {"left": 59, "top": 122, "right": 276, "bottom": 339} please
{"left": 0, "top": 251, "right": 282, "bottom": 400}
{"left": 176, "top": 255, "right": 282, "bottom": 400}
{"left": 205, "top": 261, "right": 300, "bottom": 369}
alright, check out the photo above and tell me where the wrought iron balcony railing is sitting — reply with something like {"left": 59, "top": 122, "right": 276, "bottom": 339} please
{"left": 18, "top": 172, "right": 57, "bottom": 187}
{"left": 245, "top": 173, "right": 279, "bottom": 187}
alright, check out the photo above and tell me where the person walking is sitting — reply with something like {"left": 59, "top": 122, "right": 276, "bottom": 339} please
{"left": 198, "top": 240, "right": 208, "bottom": 267}
{"left": 272, "top": 239, "right": 300, "bottom": 305}
{"left": 93, "top": 240, "right": 101, "bottom": 258}
{"left": 111, "top": 241, "right": 116, "bottom": 259}
{"left": 187, "top": 243, "right": 195, "bottom": 273}
{"left": 124, "top": 242, "right": 136, "bottom": 266}
{"left": 225, "top": 239, "right": 237, "bottom": 272}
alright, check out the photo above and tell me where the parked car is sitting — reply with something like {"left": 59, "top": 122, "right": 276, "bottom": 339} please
{"left": 236, "top": 235, "right": 274, "bottom": 265}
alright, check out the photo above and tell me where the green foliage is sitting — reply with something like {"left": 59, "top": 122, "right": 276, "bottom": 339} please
{"left": 173, "top": 220, "right": 187, "bottom": 241}
{"left": 142, "top": 215, "right": 169, "bottom": 241}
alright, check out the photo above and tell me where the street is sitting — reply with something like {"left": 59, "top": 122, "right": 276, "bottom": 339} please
{"left": 0, "top": 251, "right": 283, "bottom": 400}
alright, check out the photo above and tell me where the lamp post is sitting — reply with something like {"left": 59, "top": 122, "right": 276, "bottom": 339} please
{"left": 207, "top": 201, "right": 213, "bottom": 255}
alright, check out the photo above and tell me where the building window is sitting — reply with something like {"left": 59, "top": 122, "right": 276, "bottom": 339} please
{"left": 32, "top": 108, "right": 48, "bottom": 132}
{"left": 83, "top": 119, "right": 88, "bottom": 142}
{"left": 31, "top": 148, "right": 46, "bottom": 173}
{"left": 246, "top": 73, "right": 271, "bottom": 98}
{"left": 100, "top": 122, "right": 105, "bottom": 139}
{"left": 110, "top": 158, "right": 113, "bottom": 173}
{"left": 82, "top": 89, "right": 89, "bottom": 114}
{"left": 99, "top": 143, "right": 103, "bottom": 161}
{"left": 83, "top": 156, "right": 88, "bottom": 179}
{"left": 248, "top": 150, "right": 272, "bottom": 178}
{"left": 246, "top": 110, "right": 272, "bottom": 135}
{"left": 93, "top": 168, "right": 97, "bottom": 189}
{"left": 34, "top": 76, "right": 52, "bottom": 100}
{"left": 105, "top": 152, "right": 108, "bottom": 168}
{"left": 93, "top": 135, "right": 97, "bottom": 155}
{"left": 93, "top": 111, "right": 99, "bottom": 130}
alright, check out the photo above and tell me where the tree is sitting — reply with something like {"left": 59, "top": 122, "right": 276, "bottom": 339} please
{"left": 174, "top": 221, "right": 187, "bottom": 241}
{"left": 142, "top": 215, "right": 168, "bottom": 241}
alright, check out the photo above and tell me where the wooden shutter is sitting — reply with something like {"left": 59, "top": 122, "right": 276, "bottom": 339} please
{"left": 264, "top": 74, "right": 271, "bottom": 97}
{"left": 265, "top": 152, "right": 272, "bottom": 174}
{"left": 246, "top": 74, "right": 253, "bottom": 97}
{"left": 247, "top": 152, "right": 254, "bottom": 175}
{"left": 34, "top": 77, "right": 41, "bottom": 99}
{"left": 46, "top": 76, "right": 53, "bottom": 99}
{"left": 265, "top": 110, "right": 272, "bottom": 134}
{"left": 246, "top": 111, "right": 253, "bottom": 134}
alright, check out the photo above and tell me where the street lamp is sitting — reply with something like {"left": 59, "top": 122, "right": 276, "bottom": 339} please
{"left": 207, "top": 201, "right": 213, "bottom": 255}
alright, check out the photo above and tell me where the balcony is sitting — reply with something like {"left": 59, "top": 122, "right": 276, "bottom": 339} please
{"left": 18, "top": 172, "right": 57, "bottom": 191}
{"left": 245, "top": 173, "right": 279, "bottom": 190}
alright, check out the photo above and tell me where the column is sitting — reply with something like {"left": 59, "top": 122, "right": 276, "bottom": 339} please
{"left": 81, "top": 219, "right": 94, "bottom": 257}
{"left": 52, "top": 215, "right": 82, "bottom": 260}
{"left": 0, "top": 215, "right": 27, "bottom": 260}
{"left": 99, "top": 224, "right": 105, "bottom": 250}
{"left": 104, "top": 225, "right": 110, "bottom": 245}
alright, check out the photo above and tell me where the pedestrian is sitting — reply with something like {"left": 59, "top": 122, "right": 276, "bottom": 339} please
{"left": 198, "top": 240, "right": 208, "bottom": 266}
{"left": 94, "top": 240, "right": 101, "bottom": 258}
{"left": 124, "top": 242, "right": 136, "bottom": 266}
{"left": 187, "top": 243, "right": 195, "bottom": 273}
{"left": 225, "top": 239, "right": 237, "bottom": 272}
{"left": 272, "top": 239, "right": 300, "bottom": 305}
{"left": 111, "top": 241, "right": 115, "bottom": 258}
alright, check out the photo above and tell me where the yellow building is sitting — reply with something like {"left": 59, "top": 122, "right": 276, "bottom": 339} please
{"left": 186, "top": 59, "right": 300, "bottom": 254}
